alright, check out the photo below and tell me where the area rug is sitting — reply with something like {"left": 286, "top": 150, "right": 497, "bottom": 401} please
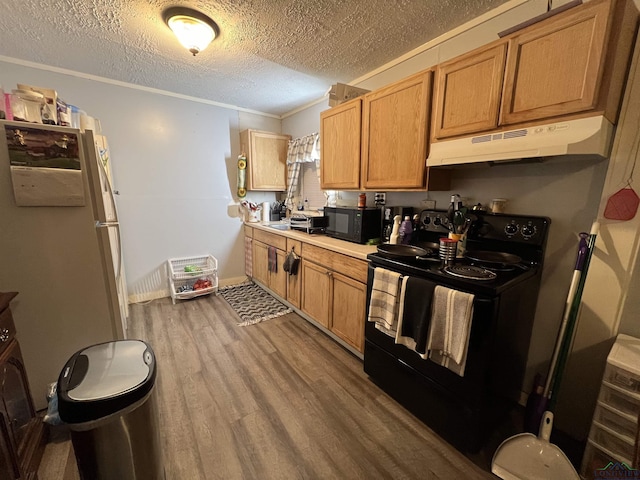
{"left": 220, "top": 282, "right": 292, "bottom": 326}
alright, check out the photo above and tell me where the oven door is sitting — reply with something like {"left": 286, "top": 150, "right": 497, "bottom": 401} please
{"left": 364, "top": 264, "right": 499, "bottom": 405}
{"left": 363, "top": 262, "right": 507, "bottom": 452}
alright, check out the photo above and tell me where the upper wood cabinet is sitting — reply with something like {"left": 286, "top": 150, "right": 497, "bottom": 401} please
{"left": 320, "top": 98, "right": 362, "bottom": 190}
{"left": 362, "top": 71, "right": 433, "bottom": 190}
{"left": 320, "top": 72, "right": 451, "bottom": 191}
{"left": 240, "top": 129, "right": 291, "bottom": 191}
{"left": 501, "top": 0, "right": 635, "bottom": 125}
{"left": 431, "top": 0, "right": 638, "bottom": 140}
{"left": 432, "top": 43, "right": 507, "bottom": 139}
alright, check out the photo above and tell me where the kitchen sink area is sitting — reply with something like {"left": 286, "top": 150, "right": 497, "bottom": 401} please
{"left": 266, "top": 222, "right": 290, "bottom": 231}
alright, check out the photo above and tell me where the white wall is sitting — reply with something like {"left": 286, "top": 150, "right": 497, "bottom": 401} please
{"left": 0, "top": 62, "right": 282, "bottom": 302}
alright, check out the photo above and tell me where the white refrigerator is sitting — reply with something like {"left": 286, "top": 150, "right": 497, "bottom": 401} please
{"left": 0, "top": 120, "right": 128, "bottom": 410}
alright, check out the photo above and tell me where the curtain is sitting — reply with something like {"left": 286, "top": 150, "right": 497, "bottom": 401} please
{"left": 285, "top": 133, "right": 320, "bottom": 211}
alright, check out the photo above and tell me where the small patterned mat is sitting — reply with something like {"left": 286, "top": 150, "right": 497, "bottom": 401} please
{"left": 220, "top": 282, "right": 292, "bottom": 326}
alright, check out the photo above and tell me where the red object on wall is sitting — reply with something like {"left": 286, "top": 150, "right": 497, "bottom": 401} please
{"left": 603, "top": 186, "right": 639, "bottom": 221}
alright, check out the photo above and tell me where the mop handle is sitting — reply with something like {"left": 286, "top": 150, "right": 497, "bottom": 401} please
{"left": 549, "top": 221, "right": 600, "bottom": 405}
{"left": 542, "top": 231, "right": 589, "bottom": 398}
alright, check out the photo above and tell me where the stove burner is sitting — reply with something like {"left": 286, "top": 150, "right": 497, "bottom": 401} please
{"left": 443, "top": 265, "right": 497, "bottom": 281}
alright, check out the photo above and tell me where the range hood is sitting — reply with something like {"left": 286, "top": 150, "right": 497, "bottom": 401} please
{"left": 427, "top": 115, "right": 614, "bottom": 166}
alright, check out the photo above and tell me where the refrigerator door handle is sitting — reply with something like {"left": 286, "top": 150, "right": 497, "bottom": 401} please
{"left": 95, "top": 221, "right": 122, "bottom": 282}
{"left": 95, "top": 221, "right": 119, "bottom": 228}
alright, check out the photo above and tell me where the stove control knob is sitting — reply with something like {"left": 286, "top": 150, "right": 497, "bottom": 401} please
{"left": 521, "top": 224, "right": 537, "bottom": 238}
{"left": 504, "top": 223, "right": 519, "bottom": 236}
{"left": 423, "top": 216, "right": 431, "bottom": 225}
{"left": 433, "top": 217, "right": 442, "bottom": 226}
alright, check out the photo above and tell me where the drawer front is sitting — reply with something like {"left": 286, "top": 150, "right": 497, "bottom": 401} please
{"left": 599, "top": 382, "right": 640, "bottom": 419}
{"left": 0, "top": 307, "right": 16, "bottom": 355}
{"left": 594, "top": 401, "right": 637, "bottom": 439}
{"left": 604, "top": 364, "right": 640, "bottom": 395}
{"left": 589, "top": 421, "right": 635, "bottom": 461}
{"left": 244, "top": 225, "right": 254, "bottom": 238}
{"left": 254, "top": 229, "right": 287, "bottom": 251}
{"left": 301, "top": 244, "right": 367, "bottom": 283}
{"left": 286, "top": 238, "right": 302, "bottom": 255}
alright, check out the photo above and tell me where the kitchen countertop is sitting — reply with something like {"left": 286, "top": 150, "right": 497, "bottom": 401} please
{"left": 245, "top": 221, "right": 377, "bottom": 261}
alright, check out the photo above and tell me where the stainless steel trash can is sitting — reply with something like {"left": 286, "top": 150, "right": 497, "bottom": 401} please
{"left": 58, "top": 340, "right": 164, "bottom": 480}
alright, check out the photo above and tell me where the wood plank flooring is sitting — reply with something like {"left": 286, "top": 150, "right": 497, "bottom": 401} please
{"left": 38, "top": 293, "right": 497, "bottom": 479}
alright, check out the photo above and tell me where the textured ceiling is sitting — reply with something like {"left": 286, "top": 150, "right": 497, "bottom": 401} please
{"left": 1, "top": 0, "right": 510, "bottom": 116}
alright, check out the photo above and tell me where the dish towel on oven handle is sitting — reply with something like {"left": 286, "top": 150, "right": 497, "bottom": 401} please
{"left": 426, "top": 285, "right": 475, "bottom": 377}
{"left": 367, "top": 267, "right": 402, "bottom": 337}
{"left": 395, "top": 276, "right": 437, "bottom": 354}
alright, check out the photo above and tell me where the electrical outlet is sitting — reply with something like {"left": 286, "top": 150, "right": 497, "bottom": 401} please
{"left": 374, "top": 192, "right": 386, "bottom": 205}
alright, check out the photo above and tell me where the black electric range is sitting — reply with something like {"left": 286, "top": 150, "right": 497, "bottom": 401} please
{"left": 364, "top": 210, "right": 550, "bottom": 453}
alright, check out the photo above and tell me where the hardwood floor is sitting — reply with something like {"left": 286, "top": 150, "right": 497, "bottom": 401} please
{"left": 38, "top": 293, "right": 496, "bottom": 479}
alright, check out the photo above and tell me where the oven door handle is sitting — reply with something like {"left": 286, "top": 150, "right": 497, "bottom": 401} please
{"left": 473, "top": 298, "right": 494, "bottom": 304}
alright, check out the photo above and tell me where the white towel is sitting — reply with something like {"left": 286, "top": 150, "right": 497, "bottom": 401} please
{"left": 427, "top": 286, "right": 474, "bottom": 376}
{"left": 367, "top": 267, "right": 402, "bottom": 337}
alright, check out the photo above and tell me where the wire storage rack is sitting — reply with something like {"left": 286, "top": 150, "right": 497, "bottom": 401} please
{"left": 168, "top": 255, "right": 218, "bottom": 304}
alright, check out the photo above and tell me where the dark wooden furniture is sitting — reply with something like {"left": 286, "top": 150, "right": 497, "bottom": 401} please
{"left": 0, "top": 292, "right": 46, "bottom": 480}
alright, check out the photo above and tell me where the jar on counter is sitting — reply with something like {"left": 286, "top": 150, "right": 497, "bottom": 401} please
{"left": 358, "top": 193, "right": 366, "bottom": 208}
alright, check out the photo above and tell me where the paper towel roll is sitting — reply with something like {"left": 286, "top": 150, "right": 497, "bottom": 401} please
{"left": 262, "top": 202, "right": 270, "bottom": 222}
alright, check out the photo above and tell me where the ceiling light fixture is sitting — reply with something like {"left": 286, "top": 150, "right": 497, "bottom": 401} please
{"left": 163, "top": 7, "right": 219, "bottom": 56}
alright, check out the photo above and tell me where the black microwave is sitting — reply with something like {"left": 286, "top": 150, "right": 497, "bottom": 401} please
{"left": 324, "top": 207, "right": 381, "bottom": 244}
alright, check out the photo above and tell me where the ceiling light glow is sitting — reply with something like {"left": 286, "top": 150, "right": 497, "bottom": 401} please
{"left": 163, "top": 7, "right": 219, "bottom": 56}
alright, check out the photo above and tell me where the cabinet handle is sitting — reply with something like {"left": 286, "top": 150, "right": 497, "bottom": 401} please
{"left": 327, "top": 271, "right": 333, "bottom": 277}
{"left": 0, "top": 328, "right": 9, "bottom": 342}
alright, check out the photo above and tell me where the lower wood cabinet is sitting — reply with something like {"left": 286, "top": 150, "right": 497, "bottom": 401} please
{"left": 245, "top": 227, "right": 368, "bottom": 354}
{"left": 285, "top": 239, "right": 302, "bottom": 309}
{"left": 252, "top": 240, "right": 287, "bottom": 299}
{"left": 301, "top": 244, "right": 367, "bottom": 352}
{"left": 329, "top": 272, "right": 366, "bottom": 352}
{"left": 300, "top": 260, "right": 332, "bottom": 328}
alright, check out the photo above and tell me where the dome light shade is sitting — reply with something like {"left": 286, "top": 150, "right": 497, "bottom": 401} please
{"left": 163, "top": 7, "right": 219, "bottom": 56}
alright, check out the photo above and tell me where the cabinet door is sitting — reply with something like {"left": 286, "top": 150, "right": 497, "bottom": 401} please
{"left": 330, "top": 273, "right": 366, "bottom": 352}
{"left": 252, "top": 241, "right": 269, "bottom": 287}
{"left": 320, "top": 98, "right": 362, "bottom": 190}
{"left": 362, "top": 70, "right": 432, "bottom": 190}
{"left": 432, "top": 43, "right": 507, "bottom": 139}
{"left": 500, "top": 0, "right": 610, "bottom": 125}
{"left": 269, "top": 249, "right": 288, "bottom": 299}
{"left": 0, "top": 343, "right": 35, "bottom": 455}
{"left": 285, "top": 239, "right": 302, "bottom": 308}
{"left": 301, "top": 260, "right": 331, "bottom": 328}
{"left": 287, "top": 271, "right": 301, "bottom": 309}
{"left": 241, "top": 130, "right": 290, "bottom": 191}
{"left": 0, "top": 414, "right": 18, "bottom": 480}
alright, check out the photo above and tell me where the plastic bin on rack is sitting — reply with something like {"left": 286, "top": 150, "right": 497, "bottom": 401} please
{"left": 168, "top": 255, "right": 218, "bottom": 304}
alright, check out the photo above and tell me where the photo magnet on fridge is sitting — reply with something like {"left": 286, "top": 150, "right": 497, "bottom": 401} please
{"left": 4, "top": 125, "right": 85, "bottom": 206}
